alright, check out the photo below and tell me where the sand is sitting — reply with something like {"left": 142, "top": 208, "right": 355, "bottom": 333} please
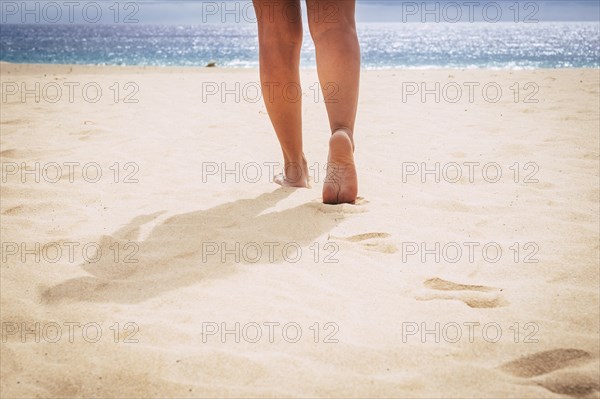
{"left": 1, "top": 63, "right": 599, "bottom": 398}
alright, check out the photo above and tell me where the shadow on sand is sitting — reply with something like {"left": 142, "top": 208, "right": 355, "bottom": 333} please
{"left": 41, "top": 189, "right": 346, "bottom": 304}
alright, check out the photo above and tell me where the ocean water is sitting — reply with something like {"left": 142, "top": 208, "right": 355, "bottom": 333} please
{"left": 1, "top": 23, "right": 598, "bottom": 68}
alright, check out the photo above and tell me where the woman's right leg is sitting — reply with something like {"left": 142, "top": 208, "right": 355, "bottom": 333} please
{"left": 253, "top": 0, "right": 309, "bottom": 187}
{"left": 306, "top": 0, "right": 360, "bottom": 203}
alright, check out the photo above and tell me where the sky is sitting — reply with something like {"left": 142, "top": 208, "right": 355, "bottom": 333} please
{"left": 1, "top": 0, "right": 599, "bottom": 24}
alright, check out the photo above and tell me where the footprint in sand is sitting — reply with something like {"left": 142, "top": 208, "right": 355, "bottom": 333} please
{"left": 537, "top": 371, "right": 600, "bottom": 398}
{"left": 312, "top": 197, "right": 369, "bottom": 214}
{"left": 416, "top": 277, "right": 507, "bottom": 308}
{"left": 330, "top": 232, "right": 397, "bottom": 254}
{"left": 0, "top": 149, "right": 19, "bottom": 158}
{"left": 1, "top": 204, "right": 25, "bottom": 216}
{"left": 500, "top": 349, "right": 599, "bottom": 398}
{"left": 0, "top": 118, "right": 26, "bottom": 126}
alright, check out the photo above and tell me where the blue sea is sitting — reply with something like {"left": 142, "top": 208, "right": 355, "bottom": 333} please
{"left": 1, "top": 23, "right": 598, "bottom": 69}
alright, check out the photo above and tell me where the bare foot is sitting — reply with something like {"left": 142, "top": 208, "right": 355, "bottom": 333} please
{"left": 274, "top": 156, "right": 310, "bottom": 188}
{"left": 323, "top": 130, "right": 358, "bottom": 204}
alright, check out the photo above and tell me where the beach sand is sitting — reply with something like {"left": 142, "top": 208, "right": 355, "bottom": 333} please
{"left": 1, "top": 63, "right": 599, "bottom": 398}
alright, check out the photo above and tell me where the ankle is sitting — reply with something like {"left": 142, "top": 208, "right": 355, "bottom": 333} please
{"left": 284, "top": 153, "right": 307, "bottom": 166}
{"left": 284, "top": 157, "right": 307, "bottom": 181}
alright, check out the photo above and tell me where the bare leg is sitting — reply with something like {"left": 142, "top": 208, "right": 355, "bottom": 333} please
{"left": 253, "top": 0, "right": 309, "bottom": 187}
{"left": 307, "top": 0, "right": 360, "bottom": 204}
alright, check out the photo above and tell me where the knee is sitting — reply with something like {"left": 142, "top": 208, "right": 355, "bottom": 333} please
{"left": 308, "top": 18, "right": 357, "bottom": 45}
{"left": 258, "top": 23, "right": 303, "bottom": 53}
